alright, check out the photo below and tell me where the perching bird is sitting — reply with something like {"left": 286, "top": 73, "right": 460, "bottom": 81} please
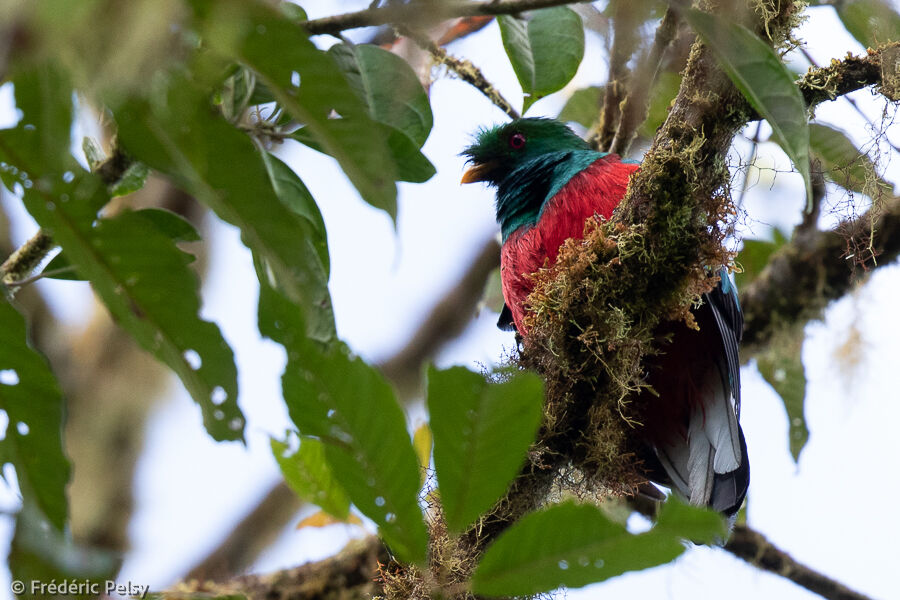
{"left": 461, "top": 117, "right": 749, "bottom": 516}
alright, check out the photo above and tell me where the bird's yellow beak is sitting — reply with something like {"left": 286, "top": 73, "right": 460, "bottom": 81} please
{"left": 460, "top": 161, "right": 496, "bottom": 184}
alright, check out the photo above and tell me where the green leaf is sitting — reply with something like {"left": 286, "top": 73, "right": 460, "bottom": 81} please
{"left": 757, "top": 328, "right": 808, "bottom": 461}
{"left": 836, "top": 0, "right": 900, "bottom": 47}
{"left": 328, "top": 43, "right": 433, "bottom": 147}
{"left": 258, "top": 278, "right": 427, "bottom": 565}
{"left": 115, "top": 76, "right": 335, "bottom": 342}
{"left": 809, "top": 123, "right": 893, "bottom": 198}
{"left": 499, "top": 7, "right": 585, "bottom": 112}
{"left": 260, "top": 152, "right": 330, "bottom": 276}
{"left": 558, "top": 86, "right": 603, "bottom": 128}
{"left": 10, "top": 501, "right": 118, "bottom": 600}
{"left": 109, "top": 160, "right": 150, "bottom": 197}
{"left": 734, "top": 228, "right": 787, "bottom": 289}
{"left": 471, "top": 499, "right": 725, "bottom": 596}
{"left": 42, "top": 207, "right": 199, "bottom": 281}
{"left": 292, "top": 122, "right": 435, "bottom": 184}
{"left": 30, "top": 194, "right": 244, "bottom": 441}
{"left": 427, "top": 366, "right": 544, "bottom": 532}
{"left": 0, "top": 300, "right": 70, "bottom": 530}
{"left": 271, "top": 434, "right": 350, "bottom": 519}
{"left": 201, "top": 0, "right": 399, "bottom": 220}
{"left": 682, "top": 8, "right": 812, "bottom": 205}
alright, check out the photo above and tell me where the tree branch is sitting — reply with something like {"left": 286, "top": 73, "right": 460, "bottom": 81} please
{"left": 740, "top": 191, "right": 900, "bottom": 354}
{"left": 725, "top": 525, "right": 876, "bottom": 600}
{"left": 397, "top": 27, "right": 520, "bottom": 120}
{"left": 302, "top": 0, "right": 595, "bottom": 37}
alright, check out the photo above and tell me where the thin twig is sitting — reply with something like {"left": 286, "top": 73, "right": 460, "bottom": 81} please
{"left": 302, "top": 0, "right": 595, "bottom": 37}
{"left": 608, "top": 8, "right": 680, "bottom": 156}
{"left": 398, "top": 26, "right": 521, "bottom": 119}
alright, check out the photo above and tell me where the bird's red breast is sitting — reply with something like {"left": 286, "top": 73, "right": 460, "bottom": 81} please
{"left": 500, "top": 155, "right": 639, "bottom": 333}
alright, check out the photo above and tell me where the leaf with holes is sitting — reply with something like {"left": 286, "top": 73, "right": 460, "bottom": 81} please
{"left": 499, "top": 7, "right": 585, "bottom": 112}
{"left": 258, "top": 275, "right": 427, "bottom": 564}
{"left": 271, "top": 435, "right": 350, "bottom": 519}
{"left": 115, "top": 74, "right": 335, "bottom": 343}
{"left": 683, "top": 8, "right": 812, "bottom": 205}
{"left": 471, "top": 499, "right": 724, "bottom": 596}
{"left": 427, "top": 366, "right": 543, "bottom": 532}
{"left": 0, "top": 301, "right": 70, "bottom": 530}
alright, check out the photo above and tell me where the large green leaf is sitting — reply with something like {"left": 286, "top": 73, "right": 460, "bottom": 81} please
{"left": 271, "top": 434, "right": 350, "bottom": 519}
{"left": 682, "top": 8, "right": 812, "bottom": 205}
{"left": 471, "top": 498, "right": 724, "bottom": 596}
{"left": 809, "top": 123, "right": 893, "bottom": 198}
{"left": 757, "top": 328, "right": 808, "bottom": 461}
{"left": 499, "top": 7, "right": 585, "bottom": 113}
{"left": 196, "top": 0, "right": 399, "bottom": 220}
{"left": 29, "top": 193, "right": 244, "bottom": 441}
{"left": 258, "top": 274, "right": 427, "bottom": 565}
{"left": 639, "top": 71, "right": 682, "bottom": 139}
{"left": 260, "top": 152, "right": 330, "bottom": 276}
{"left": 115, "top": 77, "right": 335, "bottom": 342}
{"left": 427, "top": 366, "right": 543, "bottom": 532}
{"left": 0, "top": 300, "right": 70, "bottom": 530}
{"left": 328, "top": 43, "right": 433, "bottom": 148}
{"left": 836, "top": 0, "right": 900, "bottom": 47}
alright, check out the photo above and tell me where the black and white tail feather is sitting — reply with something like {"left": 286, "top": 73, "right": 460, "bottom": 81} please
{"left": 655, "top": 270, "right": 750, "bottom": 520}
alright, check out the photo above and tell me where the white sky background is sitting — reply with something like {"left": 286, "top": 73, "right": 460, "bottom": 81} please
{"left": 1, "top": 2, "right": 899, "bottom": 599}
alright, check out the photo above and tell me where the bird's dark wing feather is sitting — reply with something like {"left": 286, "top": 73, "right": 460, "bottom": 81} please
{"left": 497, "top": 303, "right": 517, "bottom": 331}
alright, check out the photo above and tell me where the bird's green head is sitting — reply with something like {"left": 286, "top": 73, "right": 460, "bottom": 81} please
{"left": 461, "top": 117, "right": 591, "bottom": 186}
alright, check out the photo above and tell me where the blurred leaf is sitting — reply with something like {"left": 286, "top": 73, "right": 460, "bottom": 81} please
{"left": 28, "top": 193, "right": 244, "bottom": 441}
{"left": 297, "top": 510, "right": 362, "bottom": 529}
{"left": 258, "top": 277, "right": 427, "bottom": 565}
{"left": 558, "top": 86, "right": 603, "bottom": 128}
{"left": 639, "top": 72, "right": 682, "bottom": 139}
{"left": 292, "top": 122, "right": 435, "bottom": 184}
{"left": 836, "top": 0, "right": 900, "bottom": 47}
{"left": 471, "top": 498, "right": 724, "bottom": 596}
{"left": 271, "top": 435, "right": 350, "bottom": 519}
{"left": 219, "top": 67, "right": 257, "bottom": 122}
{"left": 203, "top": 0, "right": 400, "bottom": 220}
{"left": 260, "top": 152, "right": 330, "bottom": 276}
{"left": 329, "top": 43, "right": 433, "bottom": 147}
{"left": 757, "top": 328, "right": 808, "bottom": 461}
{"left": 499, "top": 7, "right": 585, "bottom": 112}
{"left": 42, "top": 208, "right": 199, "bottom": 281}
{"left": 109, "top": 161, "right": 150, "bottom": 197}
{"left": 427, "top": 366, "right": 544, "bottom": 532}
{"left": 10, "top": 501, "right": 117, "bottom": 600}
{"left": 809, "top": 123, "right": 893, "bottom": 198}
{"left": 0, "top": 300, "right": 70, "bottom": 530}
{"left": 115, "top": 76, "right": 335, "bottom": 342}
{"left": 82, "top": 138, "right": 106, "bottom": 170}
{"left": 734, "top": 228, "right": 787, "bottom": 289}
{"left": 412, "top": 423, "right": 433, "bottom": 472}
{"left": 683, "top": 9, "right": 812, "bottom": 206}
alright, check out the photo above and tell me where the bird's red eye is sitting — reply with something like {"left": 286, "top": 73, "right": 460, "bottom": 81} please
{"left": 509, "top": 132, "right": 526, "bottom": 149}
